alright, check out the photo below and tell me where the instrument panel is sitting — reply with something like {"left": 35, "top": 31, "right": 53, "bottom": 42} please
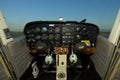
{"left": 24, "top": 21, "right": 99, "bottom": 54}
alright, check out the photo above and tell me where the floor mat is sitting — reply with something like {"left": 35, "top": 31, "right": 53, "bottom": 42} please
{"left": 20, "top": 58, "right": 101, "bottom": 80}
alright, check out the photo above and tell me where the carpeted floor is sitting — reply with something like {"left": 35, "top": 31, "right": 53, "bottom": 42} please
{"left": 20, "top": 55, "right": 101, "bottom": 80}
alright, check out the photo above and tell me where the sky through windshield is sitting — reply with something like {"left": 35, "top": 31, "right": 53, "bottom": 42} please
{"left": 0, "top": 0, "right": 120, "bottom": 31}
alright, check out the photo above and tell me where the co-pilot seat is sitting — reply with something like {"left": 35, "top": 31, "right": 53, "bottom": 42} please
{"left": 24, "top": 20, "right": 99, "bottom": 79}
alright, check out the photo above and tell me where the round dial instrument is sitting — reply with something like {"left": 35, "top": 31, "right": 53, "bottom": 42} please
{"left": 42, "top": 34, "right": 48, "bottom": 40}
{"left": 35, "top": 27, "right": 40, "bottom": 32}
{"left": 80, "top": 27, "right": 89, "bottom": 35}
{"left": 49, "top": 34, "right": 54, "bottom": 40}
{"left": 42, "top": 27, "right": 48, "bottom": 32}
{"left": 55, "top": 27, "right": 60, "bottom": 33}
{"left": 48, "top": 27, "right": 54, "bottom": 33}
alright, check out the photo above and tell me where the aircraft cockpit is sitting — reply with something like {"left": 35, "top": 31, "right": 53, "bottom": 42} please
{"left": 1, "top": 9, "right": 120, "bottom": 80}
{"left": 23, "top": 20, "right": 99, "bottom": 80}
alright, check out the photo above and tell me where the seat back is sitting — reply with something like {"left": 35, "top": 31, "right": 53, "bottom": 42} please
{"left": 91, "top": 35, "right": 115, "bottom": 79}
{"left": 7, "top": 36, "right": 33, "bottom": 78}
